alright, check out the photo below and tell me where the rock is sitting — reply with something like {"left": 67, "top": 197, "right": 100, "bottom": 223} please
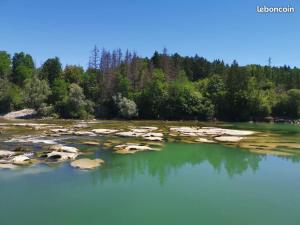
{"left": 143, "top": 137, "right": 163, "bottom": 141}
{"left": 142, "top": 132, "right": 163, "bottom": 137}
{"left": 49, "top": 145, "right": 79, "bottom": 153}
{"left": 73, "top": 123, "right": 90, "bottom": 129}
{"left": 50, "top": 128, "right": 69, "bottom": 133}
{"left": 0, "top": 163, "right": 18, "bottom": 169}
{"left": 92, "top": 129, "right": 118, "bottom": 134}
{"left": 70, "top": 158, "right": 104, "bottom": 169}
{"left": 0, "top": 150, "right": 17, "bottom": 158}
{"left": 200, "top": 127, "right": 255, "bottom": 136}
{"left": 83, "top": 141, "right": 100, "bottom": 146}
{"left": 47, "top": 151, "right": 78, "bottom": 161}
{"left": 195, "top": 138, "right": 215, "bottom": 143}
{"left": 214, "top": 136, "right": 244, "bottom": 142}
{"left": 2, "top": 109, "right": 37, "bottom": 119}
{"left": 12, "top": 155, "right": 31, "bottom": 165}
{"left": 6, "top": 136, "right": 58, "bottom": 145}
{"left": 114, "top": 144, "right": 153, "bottom": 154}
{"left": 170, "top": 126, "right": 255, "bottom": 137}
{"left": 72, "top": 131, "right": 96, "bottom": 136}
{"left": 116, "top": 131, "right": 143, "bottom": 137}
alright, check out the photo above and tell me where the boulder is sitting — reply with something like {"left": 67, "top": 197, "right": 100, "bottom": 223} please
{"left": 70, "top": 158, "right": 104, "bottom": 170}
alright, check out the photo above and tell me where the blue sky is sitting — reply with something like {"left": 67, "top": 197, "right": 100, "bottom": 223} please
{"left": 0, "top": 0, "right": 299, "bottom": 68}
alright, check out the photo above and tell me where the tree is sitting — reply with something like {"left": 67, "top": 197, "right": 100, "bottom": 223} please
{"left": 12, "top": 52, "right": 35, "bottom": 86}
{"left": 137, "top": 69, "right": 168, "bottom": 119}
{"left": 64, "top": 65, "right": 84, "bottom": 84}
{"left": 113, "top": 93, "right": 138, "bottom": 119}
{"left": 0, "top": 78, "right": 23, "bottom": 113}
{"left": 23, "top": 76, "right": 51, "bottom": 110}
{"left": 0, "top": 51, "right": 11, "bottom": 79}
{"left": 60, "top": 83, "right": 94, "bottom": 119}
{"left": 40, "top": 57, "right": 62, "bottom": 85}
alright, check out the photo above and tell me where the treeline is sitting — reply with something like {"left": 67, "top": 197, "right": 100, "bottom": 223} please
{"left": 0, "top": 47, "right": 300, "bottom": 121}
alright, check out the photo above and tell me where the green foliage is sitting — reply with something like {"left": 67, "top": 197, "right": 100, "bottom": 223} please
{"left": 12, "top": 52, "right": 35, "bottom": 86}
{"left": 0, "top": 51, "right": 11, "bottom": 79}
{"left": 0, "top": 79, "right": 23, "bottom": 113}
{"left": 23, "top": 76, "right": 51, "bottom": 110}
{"left": 138, "top": 69, "right": 168, "bottom": 119}
{"left": 64, "top": 65, "right": 84, "bottom": 84}
{"left": 40, "top": 57, "right": 62, "bottom": 85}
{"left": 1, "top": 48, "right": 300, "bottom": 121}
{"left": 59, "top": 83, "right": 94, "bottom": 119}
{"left": 273, "top": 89, "right": 300, "bottom": 118}
{"left": 166, "top": 78, "right": 214, "bottom": 120}
{"left": 113, "top": 93, "right": 138, "bottom": 119}
{"left": 115, "top": 74, "right": 132, "bottom": 98}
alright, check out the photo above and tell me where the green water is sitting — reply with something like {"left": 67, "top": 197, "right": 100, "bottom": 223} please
{"left": 1, "top": 122, "right": 300, "bottom": 225}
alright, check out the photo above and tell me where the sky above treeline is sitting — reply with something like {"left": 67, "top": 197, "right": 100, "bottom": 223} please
{"left": 0, "top": 0, "right": 299, "bottom": 68}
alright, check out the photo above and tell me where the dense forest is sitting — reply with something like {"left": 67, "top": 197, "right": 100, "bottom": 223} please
{"left": 0, "top": 47, "right": 300, "bottom": 121}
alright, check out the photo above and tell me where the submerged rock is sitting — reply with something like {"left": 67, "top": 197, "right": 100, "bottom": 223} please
{"left": 0, "top": 163, "right": 18, "bottom": 169}
{"left": 70, "top": 158, "right": 104, "bottom": 169}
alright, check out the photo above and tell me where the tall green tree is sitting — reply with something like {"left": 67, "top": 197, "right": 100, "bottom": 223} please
{"left": 40, "top": 57, "right": 62, "bottom": 85}
{"left": 0, "top": 51, "right": 11, "bottom": 79}
{"left": 12, "top": 52, "right": 35, "bottom": 86}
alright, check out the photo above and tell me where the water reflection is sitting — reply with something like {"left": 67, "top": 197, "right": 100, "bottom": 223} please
{"left": 90, "top": 143, "right": 264, "bottom": 185}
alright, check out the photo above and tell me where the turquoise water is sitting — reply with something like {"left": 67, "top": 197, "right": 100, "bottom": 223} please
{"left": 1, "top": 142, "right": 300, "bottom": 225}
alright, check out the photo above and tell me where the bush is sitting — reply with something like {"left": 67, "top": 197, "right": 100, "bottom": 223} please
{"left": 113, "top": 93, "right": 138, "bottom": 119}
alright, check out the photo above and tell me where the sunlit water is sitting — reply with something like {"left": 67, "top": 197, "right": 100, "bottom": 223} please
{"left": 1, "top": 121, "right": 300, "bottom": 225}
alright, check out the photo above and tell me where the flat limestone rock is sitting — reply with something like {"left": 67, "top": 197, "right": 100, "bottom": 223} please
{"left": 142, "top": 132, "right": 163, "bottom": 137}
{"left": 3, "top": 109, "right": 37, "bottom": 119}
{"left": 12, "top": 155, "right": 31, "bottom": 165}
{"left": 143, "top": 137, "right": 163, "bottom": 141}
{"left": 83, "top": 141, "right": 100, "bottom": 146}
{"left": 70, "top": 158, "right": 104, "bottom": 170}
{"left": 92, "top": 129, "right": 118, "bottom": 134}
{"left": 0, "top": 150, "right": 17, "bottom": 158}
{"left": 170, "top": 126, "right": 255, "bottom": 138}
{"left": 0, "top": 163, "right": 18, "bottom": 169}
{"left": 72, "top": 131, "right": 96, "bottom": 136}
{"left": 114, "top": 144, "right": 153, "bottom": 154}
{"left": 50, "top": 128, "right": 69, "bottom": 133}
{"left": 49, "top": 145, "right": 79, "bottom": 153}
{"left": 47, "top": 151, "right": 78, "bottom": 161}
{"left": 116, "top": 131, "right": 143, "bottom": 137}
{"left": 195, "top": 138, "right": 215, "bottom": 143}
{"left": 214, "top": 136, "right": 244, "bottom": 142}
